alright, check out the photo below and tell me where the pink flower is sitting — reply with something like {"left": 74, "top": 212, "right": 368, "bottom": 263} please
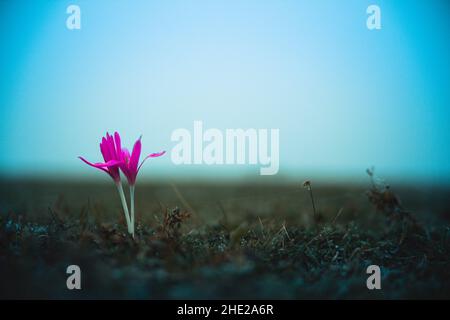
{"left": 79, "top": 132, "right": 123, "bottom": 183}
{"left": 119, "top": 136, "right": 165, "bottom": 185}
{"left": 79, "top": 131, "right": 165, "bottom": 238}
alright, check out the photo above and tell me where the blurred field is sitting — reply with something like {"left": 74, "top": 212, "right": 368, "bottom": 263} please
{"left": 1, "top": 178, "right": 450, "bottom": 299}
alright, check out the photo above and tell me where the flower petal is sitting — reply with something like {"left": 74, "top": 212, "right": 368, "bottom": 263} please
{"left": 79, "top": 156, "right": 109, "bottom": 173}
{"left": 114, "top": 132, "right": 122, "bottom": 159}
{"left": 107, "top": 133, "right": 117, "bottom": 159}
{"left": 129, "top": 137, "right": 142, "bottom": 172}
{"left": 148, "top": 151, "right": 166, "bottom": 158}
{"left": 122, "top": 148, "right": 131, "bottom": 163}
{"left": 100, "top": 137, "right": 111, "bottom": 162}
{"left": 137, "top": 150, "right": 166, "bottom": 173}
{"left": 103, "top": 159, "right": 122, "bottom": 167}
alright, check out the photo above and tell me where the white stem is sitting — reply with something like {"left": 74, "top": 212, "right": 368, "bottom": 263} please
{"left": 130, "top": 185, "right": 135, "bottom": 238}
{"left": 116, "top": 182, "right": 132, "bottom": 234}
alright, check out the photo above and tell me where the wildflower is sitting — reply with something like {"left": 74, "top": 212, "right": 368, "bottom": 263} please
{"left": 79, "top": 132, "right": 122, "bottom": 183}
{"left": 79, "top": 132, "right": 133, "bottom": 234}
{"left": 80, "top": 132, "right": 165, "bottom": 238}
{"left": 118, "top": 136, "right": 165, "bottom": 186}
{"left": 118, "top": 136, "right": 165, "bottom": 237}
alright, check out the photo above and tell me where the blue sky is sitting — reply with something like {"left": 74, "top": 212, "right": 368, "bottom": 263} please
{"left": 0, "top": 0, "right": 449, "bottom": 183}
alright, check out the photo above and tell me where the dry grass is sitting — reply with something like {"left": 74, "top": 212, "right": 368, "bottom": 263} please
{"left": 0, "top": 175, "right": 450, "bottom": 299}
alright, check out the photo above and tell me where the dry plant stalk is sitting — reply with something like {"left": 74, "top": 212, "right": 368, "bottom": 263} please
{"left": 162, "top": 206, "right": 190, "bottom": 240}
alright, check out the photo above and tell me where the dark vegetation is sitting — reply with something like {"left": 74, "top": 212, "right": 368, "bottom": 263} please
{"left": 1, "top": 172, "right": 450, "bottom": 299}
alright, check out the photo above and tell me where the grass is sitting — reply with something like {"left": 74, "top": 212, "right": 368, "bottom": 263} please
{"left": 0, "top": 177, "right": 450, "bottom": 299}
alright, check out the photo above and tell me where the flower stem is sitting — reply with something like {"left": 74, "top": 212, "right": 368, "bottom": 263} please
{"left": 130, "top": 184, "right": 135, "bottom": 238}
{"left": 309, "top": 187, "right": 317, "bottom": 219}
{"left": 116, "top": 182, "right": 132, "bottom": 234}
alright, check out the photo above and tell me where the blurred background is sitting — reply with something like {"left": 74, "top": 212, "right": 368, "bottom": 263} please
{"left": 0, "top": 0, "right": 449, "bottom": 184}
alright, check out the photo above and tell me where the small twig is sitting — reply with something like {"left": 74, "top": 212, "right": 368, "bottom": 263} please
{"left": 303, "top": 180, "right": 317, "bottom": 219}
{"left": 217, "top": 201, "right": 229, "bottom": 229}
{"left": 348, "top": 247, "right": 361, "bottom": 261}
{"left": 281, "top": 221, "right": 291, "bottom": 240}
{"left": 258, "top": 216, "right": 266, "bottom": 239}
{"left": 332, "top": 208, "right": 344, "bottom": 225}
{"left": 170, "top": 182, "right": 199, "bottom": 220}
{"left": 331, "top": 251, "right": 339, "bottom": 263}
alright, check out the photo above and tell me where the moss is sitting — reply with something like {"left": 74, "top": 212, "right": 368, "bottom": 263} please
{"left": 0, "top": 181, "right": 450, "bottom": 299}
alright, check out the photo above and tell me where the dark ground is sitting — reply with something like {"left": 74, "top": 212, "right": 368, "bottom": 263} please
{"left": 1, "top": 176, "right": 450, "bottom": 299}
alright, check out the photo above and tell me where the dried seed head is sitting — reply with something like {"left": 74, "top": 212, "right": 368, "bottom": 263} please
{"left": 303, "top": 180, "right": 311, "bottom": 190}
